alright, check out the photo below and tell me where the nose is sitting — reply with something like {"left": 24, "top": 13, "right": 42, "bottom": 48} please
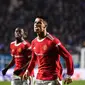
{"left": 36, "top": 28, "right": 39, "bottom": 31}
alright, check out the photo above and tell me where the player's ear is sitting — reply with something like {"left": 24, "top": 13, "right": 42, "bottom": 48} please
{"left": 44, "top": 20, "right": 48, "bottom": 28}
{"left": 45, "top": 23, "right": 48, "bottom": 28}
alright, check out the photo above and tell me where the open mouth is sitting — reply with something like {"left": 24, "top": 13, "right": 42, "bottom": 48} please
{"left": 35, "top": 29, "right": 40, "bottom": 32}
{"left": 34, "top": 26, "right": 40, "bottom": 32}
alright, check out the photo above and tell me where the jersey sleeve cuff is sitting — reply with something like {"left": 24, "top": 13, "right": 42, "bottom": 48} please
{"left": 64, "top": 74, "right": 72, "bottom": 79}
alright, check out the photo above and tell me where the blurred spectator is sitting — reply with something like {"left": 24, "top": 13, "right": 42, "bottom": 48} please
{"left": 0, "top": 0, "right": 85, "bottom": 54}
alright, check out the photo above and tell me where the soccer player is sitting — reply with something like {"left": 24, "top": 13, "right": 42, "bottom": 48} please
{"left": 2, "top": 27, "right": 31, "bottom": 85}
{"left": 23, "top": 17, "right": 74, "bottom": 85}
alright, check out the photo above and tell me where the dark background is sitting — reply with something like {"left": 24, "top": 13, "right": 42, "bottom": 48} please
{"left": 0, "top": 0, "right": 85, "bottom": 54}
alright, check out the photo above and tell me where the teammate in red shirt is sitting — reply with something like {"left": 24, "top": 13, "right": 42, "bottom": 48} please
{"left": 2, "top": 27, "right": 31, "bottom": 85}
{"left": 23, "top": 17, "right": 74, "bottom": 85}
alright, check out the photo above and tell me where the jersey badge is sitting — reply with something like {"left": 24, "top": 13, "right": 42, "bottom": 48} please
{"left": 18, "top": 48, "right": 22, "bottom": 52}
{"left": 43, "top": 45, "right": 47, "bottom": 51}
{"left": 12, "top": 49, "right": 14, "bottom": 52}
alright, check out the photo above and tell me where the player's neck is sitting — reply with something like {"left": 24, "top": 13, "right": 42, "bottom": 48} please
{"left": 37, "top": 31, "right": 47, "bottom": 40}
{"left": 15, "top": 39, "right": 23, "bottom": 44}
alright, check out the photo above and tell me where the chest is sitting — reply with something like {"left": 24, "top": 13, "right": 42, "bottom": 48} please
{"left": 11, "top": 44, "right": 25, "bottom": 55}
{"left": 33, "top": 39, "right": 55, "bottom": 55}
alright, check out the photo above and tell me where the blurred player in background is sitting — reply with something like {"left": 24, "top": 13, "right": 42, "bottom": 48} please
{"left": 2, "top": 27, "right": 31, "bottom": 85}
{"left": 23, "top": 17, "right": 74, "bottom": 85}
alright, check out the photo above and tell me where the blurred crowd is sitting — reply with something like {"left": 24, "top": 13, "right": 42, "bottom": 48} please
{"left": 0, "top": 0, "right": 85, "bottom": 54}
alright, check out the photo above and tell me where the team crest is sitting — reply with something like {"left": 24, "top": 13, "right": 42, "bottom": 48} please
{"left": 12, "top": 49, "right": 14, "bottom": 52}
{"left": 43, "top": 45, "right": 47, "bottom": 51}
{"left": 18, "top": 48, "right": 22, "bottom": 52}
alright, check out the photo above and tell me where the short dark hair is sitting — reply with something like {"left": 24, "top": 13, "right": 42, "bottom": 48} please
{"left": 35, "top": 16, "right": 48, "bottom": 28}
{"left": 35, "top": 15, "right": 48, "bottom": 22}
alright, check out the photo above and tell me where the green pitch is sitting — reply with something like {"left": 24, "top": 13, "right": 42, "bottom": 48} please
{"left": 0, "top": 81, "right": 10, "bottom": 85}
{"left": 0, "top": 80, "right": 85, "bottom": 85}
{"left": 63, "top": 80, "right": 85, "bottom": 85}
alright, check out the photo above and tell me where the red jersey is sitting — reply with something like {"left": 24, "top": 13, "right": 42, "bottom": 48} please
{"left": 10, "top": 40, "right": 31, "bottom": 75}
{"left": 28, "top": 33, "right": 74, "bottom": 80}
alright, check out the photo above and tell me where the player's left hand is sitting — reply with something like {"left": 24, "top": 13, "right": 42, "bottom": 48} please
{"left": 2, "top": 68, "right": 7, "bottom": 76}
{"left": 64, "top": 77, "right": 72, "bottom": 84}
{"left": 64, "top": 74, "right": 72, "bottom": 84}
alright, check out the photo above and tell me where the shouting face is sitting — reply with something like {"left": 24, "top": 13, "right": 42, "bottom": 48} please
{"left": 34, "top": 18, "right": 47, "bottom": 34}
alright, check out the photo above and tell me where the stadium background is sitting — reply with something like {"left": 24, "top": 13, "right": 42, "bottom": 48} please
{"left": 0, "top": 0, "right": 85, "bottom": 85}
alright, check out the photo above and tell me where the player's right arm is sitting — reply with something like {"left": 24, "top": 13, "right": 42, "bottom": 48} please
{"left": 23, "top": 51, "right": 37, "bottom": 80}
{"left": 23, "top": 40, "right": 37, "bottom": 80}
{"left": 2, "top": 57, "right": 15, "bottom": 76}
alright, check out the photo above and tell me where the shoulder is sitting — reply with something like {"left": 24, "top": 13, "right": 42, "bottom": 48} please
{"left": 23, "top": 40, "right": 30, "bottom": 45}
{"left": 10, "top": 41, "right": 15, "bottom": 49}
{"left": 31, "top": 37, "right": 37, "bottom": 44}
{"left": 10, "top": 41, "right": 15, "bottom": 46}
{"left": 46, "top": 32, "right": 60, "bottom": 41}
{"left": 46, "top": 32, "right": 54, "bottom": 41}
{"left": 30, "top": 38, "right": 37, "bottom": 49}
{"left": 22, "top": 40, "right": 31, "bottom": 48}
{"left": 47, "top": 33, "right": 61, "bottom": 44}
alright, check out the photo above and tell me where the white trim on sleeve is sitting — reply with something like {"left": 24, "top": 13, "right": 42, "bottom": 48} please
{"left": 56, "top": 43, "right": 61, "bottom": 47}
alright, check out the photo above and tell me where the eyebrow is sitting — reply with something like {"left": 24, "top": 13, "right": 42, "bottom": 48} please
{"left": 34, "top": 21, "right": 42, "bottom": 24}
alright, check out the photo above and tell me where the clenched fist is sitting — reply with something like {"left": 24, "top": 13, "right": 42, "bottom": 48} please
{"left": 2, "top": 68, "right": 8, "bottom": 76}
